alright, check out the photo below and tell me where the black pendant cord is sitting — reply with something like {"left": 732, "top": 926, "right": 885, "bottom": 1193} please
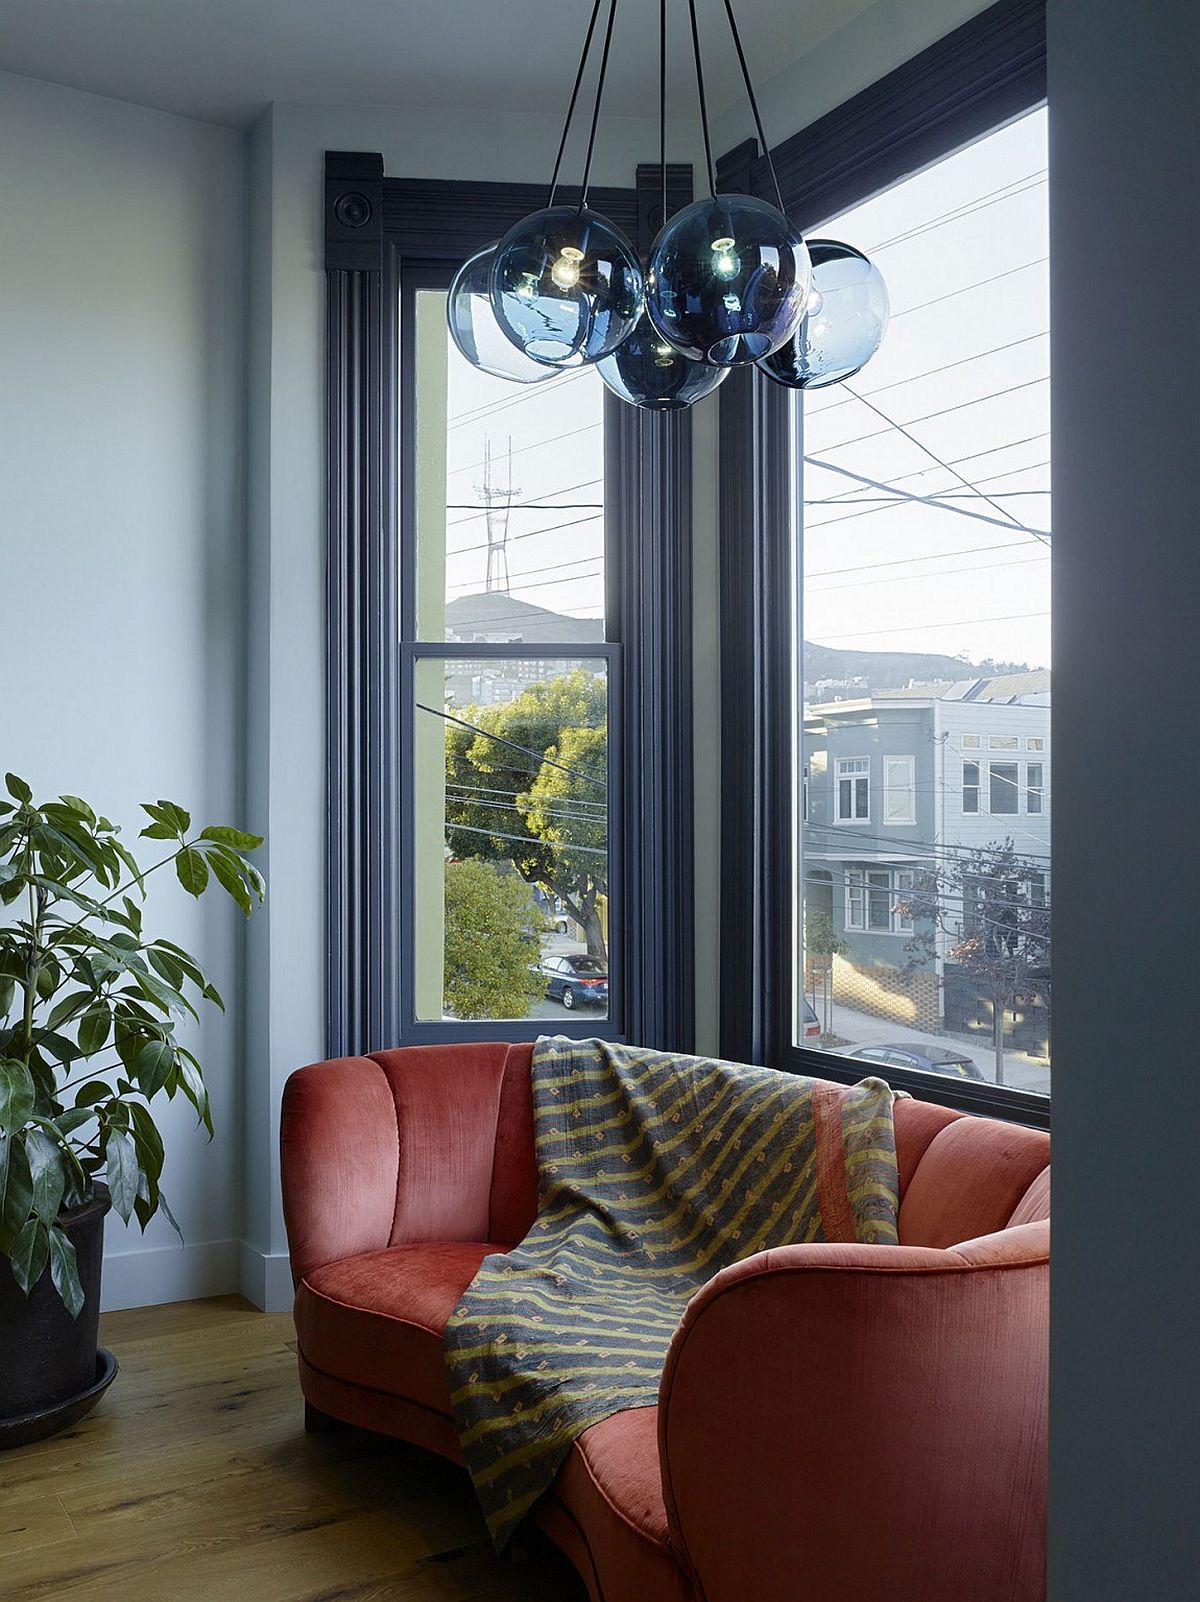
{"left": 580, "top": 0, "right": 620, "bottom": 210}
{"left": 547, "top": 0, "right": 605, "bottom": 208}
{"left": 719, "top": 0, "right": 788, "bottom": 216}
{"left": 686, "top": 0, "right": 718, "bottom": 198}
{"left": 660, "top": 0, "right": 668, "bottom": 227}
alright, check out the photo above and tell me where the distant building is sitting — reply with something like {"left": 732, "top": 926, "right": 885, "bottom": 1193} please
{"left": 444, "top": 593, "right": 604, "bottom": 707}
{"left": 802, "top": 671, "right": 1050, "bottom": 1034}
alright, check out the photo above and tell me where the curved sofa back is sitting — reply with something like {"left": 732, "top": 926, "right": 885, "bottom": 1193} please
{"left": 281, "top": 1042, "right": 1048, "bottom": 1284}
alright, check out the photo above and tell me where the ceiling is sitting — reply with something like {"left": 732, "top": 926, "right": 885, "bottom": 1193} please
{"left": 0, "top": 0, "right": 877, "bottom": 130}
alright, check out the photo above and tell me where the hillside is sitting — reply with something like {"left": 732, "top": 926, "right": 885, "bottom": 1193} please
{"left": 804, "top": 642, "right": 1040, "bottom": 696}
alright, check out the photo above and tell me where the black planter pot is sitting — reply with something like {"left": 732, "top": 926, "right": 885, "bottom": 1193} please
{"left": 0, "top": 1184, "right": 118, "bottom": 1448}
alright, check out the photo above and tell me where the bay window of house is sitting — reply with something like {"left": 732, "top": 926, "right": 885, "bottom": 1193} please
{"left": 719, "top": 0, "right": 1050, "bottom": 1121}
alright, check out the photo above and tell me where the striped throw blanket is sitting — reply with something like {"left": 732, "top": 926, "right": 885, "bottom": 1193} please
{"left": 443, "top": 1037, "right": 901, "bottom": 1550}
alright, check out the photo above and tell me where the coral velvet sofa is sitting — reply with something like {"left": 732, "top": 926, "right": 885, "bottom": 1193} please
{"left": 280, "top": 1042, "right": 1050, "bottom": 1602}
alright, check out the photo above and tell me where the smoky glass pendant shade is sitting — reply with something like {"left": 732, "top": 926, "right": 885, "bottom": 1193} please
{"left": 756, "top": 239, "right": 889, "bottom": 390}
{"left": 645, "top": 194, "right": 811, "bottom": 367}
{"left": 446, "top": 245, "right": 559, "bottom": 384}
{"left": 596, "top": 323, "right": 729, "bottom": 410}
{"left": 489, "top": 205, "right": 645, "bottom": 367}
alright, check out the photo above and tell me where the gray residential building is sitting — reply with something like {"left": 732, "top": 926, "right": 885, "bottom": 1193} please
{"left": 802, "top": 671, "right": 1050, "bottom": 1035}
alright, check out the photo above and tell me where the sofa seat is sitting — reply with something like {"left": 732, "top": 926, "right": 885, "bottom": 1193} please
{"left": 545, "top": 1408, "right": 694, "bottom": 1602}
{"left": 294, "top": 1239, "right": 501, "bottom": 1414}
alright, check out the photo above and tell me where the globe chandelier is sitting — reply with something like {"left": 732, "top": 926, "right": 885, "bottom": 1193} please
{"left": 447, "top": 0, "right": 889, "bottom": 411}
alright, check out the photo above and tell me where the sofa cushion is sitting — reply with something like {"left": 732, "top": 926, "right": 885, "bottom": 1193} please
{"left": 1008, "top": 1164, "right": 1050, "bottom": 1226}
{"left": 294, "top": 1240, "right": 501, "bottom": 1415}
{"left": 547, "top": 1407, "right": 694, "bottom": 1602}
{"left": 898, "top": 1117, "right": 1051, "bottom": 1247}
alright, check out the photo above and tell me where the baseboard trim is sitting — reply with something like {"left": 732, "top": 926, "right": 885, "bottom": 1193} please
{"left": 101, "top": 1238, "right": 240, "bottom": 1312}
{"left": 238, "top": 1242, "right": 294, "bottom": 1313}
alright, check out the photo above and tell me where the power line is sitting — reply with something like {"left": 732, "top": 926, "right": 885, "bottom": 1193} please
{"left": 807, "top": 332, "right": 1049, "bottom": 420}
{"left": 447, "top": 510, "right": 604, "bottom": 562}
{"left": 813, "top": 436, "right": 1051, "bottom": 508}
{"left": 446, "top": 793, "right": 607, "bottom": 828}
{"left": 446, "top": 368, "right": 592, "bottom": 429}
{"left": 840, "top": 384, "right": 1052, "bottom": 548}
{"left": 808, "top": 550, "right": 1047, "bottom": 595}
{"left": 865, "top": 171, "right": 1047, "bottom": 257}
{"left": 446, "top": 477, "right": 604, "bottom": 528}
{"left": 806, "top": 458, "right": 1051, "bottom": 534}
{"left": 807, "top": 536, "right": 1042, "bottom": 581}
{"left": 811, "top": 376, "right": 1051, "bottom": 460}
{"left": 889, "top": 256, "right": 1048, "bottom": 321}
{"left": 419, "top": 702, "right": 608, "bottom": 790}
{"left": 446, "top": 781, "right": 607, "bottom": 813}
{"left": 447, "top": 821, "right": 608, "bottom": 859}
{"left": 447, "top": 420, "right": 602, "bottom": 481}
{"left": 808, "top": 609, "right": 1049, "bottom": 645}
{"left": 802, "top": 455, "right": 1051, "bottom": 541}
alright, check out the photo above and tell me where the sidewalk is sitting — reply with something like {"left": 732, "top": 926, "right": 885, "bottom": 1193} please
{"left": 821, "top": 999, "right": 1052, "bottom": 1095}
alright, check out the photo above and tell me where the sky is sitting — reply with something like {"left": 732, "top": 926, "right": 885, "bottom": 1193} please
{"left": 427, "top": 105, "right": 1050, "bottom": 673}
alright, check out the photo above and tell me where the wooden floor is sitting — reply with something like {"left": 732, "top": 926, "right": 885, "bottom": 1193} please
{"left": 0, "top": 1296, "right": 586, "bottom": 1601}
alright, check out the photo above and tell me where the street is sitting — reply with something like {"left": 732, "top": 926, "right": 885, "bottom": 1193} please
{"left": 821, "top": 998, "right": 1051, "bottom": 1095}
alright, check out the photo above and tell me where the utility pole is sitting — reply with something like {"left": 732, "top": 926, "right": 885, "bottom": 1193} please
{"left": 477, "top": 437, "right": 518, "bottom": 596}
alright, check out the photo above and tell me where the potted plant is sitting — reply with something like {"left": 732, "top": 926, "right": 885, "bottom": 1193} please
{"left": 0, "top": 773, "right": 263, "bottom": 1447}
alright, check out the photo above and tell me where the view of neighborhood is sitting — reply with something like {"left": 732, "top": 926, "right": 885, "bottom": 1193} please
{"left": 414, "top": 106, "right": 1051, "bottom": 1095}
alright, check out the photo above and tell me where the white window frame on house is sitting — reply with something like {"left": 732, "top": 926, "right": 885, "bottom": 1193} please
{"left": 989, "top": 760, "right": 1021, "bottom": 815}
{"left": 835, "top": 757, "right": 871, "bottom": 824}
{"left": 989, "top": 735, "right": 1020, "bottom": 751}
{"left": 1026, "top": 761, "right": 1044, "bottom": 813}
{"left": 882, "top": 755, "right": 916, "bottom": 825}
{"left": 845, "top": 866, "right": 914, "bottom": 934}
{"left": 963, "top": 760, "right": 981, "bottom": 814}
{"left": 1026, "top": 736, "right": 1045, "bottom": 752}
{"left": 961, "top": 734, "right": 982, "bottom": 750}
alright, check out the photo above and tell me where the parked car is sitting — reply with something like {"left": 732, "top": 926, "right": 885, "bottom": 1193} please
{"left": 801, "top": 1000, "right": 821, "bottom": 1041}
{"left": 540, "top": 954, "right": 609, "bottom": 1010}
{"left": 847, "top": 1043, "right": 985, "bottom": 1080}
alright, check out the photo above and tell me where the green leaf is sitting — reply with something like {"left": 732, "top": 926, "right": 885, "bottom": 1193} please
{"left": 199, "top": 825, "right": 264, "bottom": 851}
{"left": 58, "top": 795, "right": 96, "bottom": 825}
{"left": 141, "top": 800, "right": 191, "bottom": 836}
{"left": 135, "top": 1039, "right": 174, "bottom": 1098}
{"left": 157, "top": 1186, "right": 183, "bottom": 1239}
{"left": 47, "top": 989, "right": 97, "bottom": 1032}
{"left": 48, "top": 1225, "right": 85, "bottom": 1319}
{"left": 0, "top": 1061, "right": 36, "bottom": 1134}
{"left": 5, "top": 774, "right": 32, "bottom": 804}
{"left": 139, "top": 821, "right": 179, "bottom": 841}
{"left": 104, "top": 1128, "right": 139, "bottom": 1224}
{"left": 131, "top": 967, "right": 195, "bottom": 1019}
{"left": 205, "top": 847, "right": 252, "bottom": 914}
{"left": 175, "top": 1052, "right": 213, "bottom": 1137}
{"left": 26, "top": 1127, "right": 66, "bottom": 1225}
{"left": 0, "top": 976, "right": 15, "bottom": 1019}
{"left": 0, "top": 1133, "right": 33, "bottom": 1251}
{"left": 9, "top": 1216, "right": 49, "bottom": 1293}
{"left": 74, "top": 1080, "right": 112, "bottom": 1108}
{"left": 50, "top": 1106, "right": 99, "bottom": 1136}
{"left": 128, "top": 1101, "right": 164, "bottom": 1182}
{"left": 78, "top": 1001, "right": 112, "bottom": 1057}
{"left": 175, "top": 848, "right": 209, "bottom": 898}
{"left": 147, "top": 948, "right": 185, "bottom": 990}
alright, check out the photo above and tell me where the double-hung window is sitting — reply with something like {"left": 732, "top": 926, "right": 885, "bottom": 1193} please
{"left": 883, "top": 756, "right": 916, "bottom": 824}
{"left": 836, "top": 758, "right": 870, "bottom": 822}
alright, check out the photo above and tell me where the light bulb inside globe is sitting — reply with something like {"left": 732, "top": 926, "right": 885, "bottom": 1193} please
{"left": 755, "top": 238, "right": 889, "bottom": 390}
{"left": 711, "top": 237, "right": 740, "bottom": 280}
{"left": 550, "top": 245, "right": 584, "bottom": 290}
{"left": 446, "top": 244, "right": 561, "bottom": 385}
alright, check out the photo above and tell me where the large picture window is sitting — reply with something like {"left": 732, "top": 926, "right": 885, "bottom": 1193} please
{"left": 798, "top": 107, "right": 1051, "bottom": 1098}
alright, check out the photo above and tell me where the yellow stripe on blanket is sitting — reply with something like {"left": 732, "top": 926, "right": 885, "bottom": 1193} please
{"left": 444, "top": 1037, "right": 900, "bottom": 1551}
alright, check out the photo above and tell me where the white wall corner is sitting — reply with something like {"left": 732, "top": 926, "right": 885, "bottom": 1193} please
{"left": 100, "top": 1239, "right": 240, "bottom": 1313}
{"left": 238, "top": 1240, "right": 295, "bottom": 1313}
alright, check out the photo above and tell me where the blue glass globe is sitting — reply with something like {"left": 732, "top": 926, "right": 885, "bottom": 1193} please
{"left": 756, "top": 239, "right": 889, "bottom": 390}
{"left": 596, "top": 323, "right": 729, "bottom": 411}
{"left": 490, "top": 205, "right": 644, "bottom": 367}
{"left": 645, "top": 194, "right": 811, "bottom": 367}
{"left": 447, "top": 245, "right": 559, "bottom": 384}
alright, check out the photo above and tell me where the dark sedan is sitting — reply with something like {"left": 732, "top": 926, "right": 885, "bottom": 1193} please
{"left": 540, "top": 954, "right": 609, "bottom": 1010}
{"left": 847, "top": 1043, "right": 985, "bottom": 1081}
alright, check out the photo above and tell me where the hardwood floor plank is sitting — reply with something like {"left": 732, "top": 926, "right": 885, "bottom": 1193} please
{"left": 0, "top": 1295, "right": 586, "bottom": 1602}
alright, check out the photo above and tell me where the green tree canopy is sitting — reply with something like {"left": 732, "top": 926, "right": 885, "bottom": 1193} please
{"left": 444, "top": 670, "right": 609, "bottom": 958}
{"left": 443, "top": 859, "right": 546, "bottom": 1020}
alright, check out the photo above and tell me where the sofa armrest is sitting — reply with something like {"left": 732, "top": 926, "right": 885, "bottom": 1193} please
{"left": 280, "top": 1057, "right": 404, "bottom": 1286}
{"left": 659, "top": 1226, "right": 1048, "bottom": 1602}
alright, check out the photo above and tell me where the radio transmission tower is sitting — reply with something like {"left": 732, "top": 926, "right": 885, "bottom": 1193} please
{"left": 477, "top": 437, "right": 519, "bottom": 595}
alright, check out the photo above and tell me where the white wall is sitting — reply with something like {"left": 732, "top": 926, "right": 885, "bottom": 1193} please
{"left": 1048, "top": 2, "right": 1200, "bottom": 1596}
{"left": 0, "top": 72, "right": 248, "bottom": 1310}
